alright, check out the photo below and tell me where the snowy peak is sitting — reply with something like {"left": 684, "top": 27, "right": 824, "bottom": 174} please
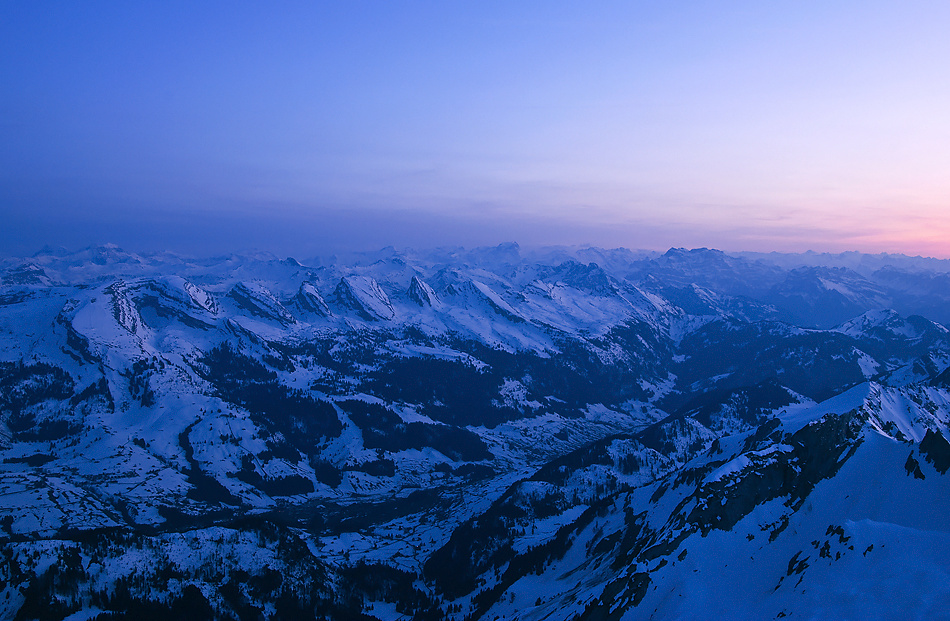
{"left": 72, "top": 244, "right": 144, "bottom": 267}
{"left": 180, "top": 278, "right": 218, "bottom": 314}
{"left": 641, "top": 246, "right": 784, "bottom": 297}
{"left": 468, "top": 280, "right": 524, "bottom": 322}
{"left": 293, "top": 282, "right": 332, "bottom": 317}
{"left": 133, "top": 277, "right": 218, "bottom": 315}
{"left": 466, "top": 241, "right": 522, "bottom": 271}
{"left": 859, "top": 381, "right": 950, "bottom": 442}
{"left": 835, "top": 309, "right": 924, "bottom": 339}
{"left": 545, "top": 260, "right": 619, "bottom": 297}
{"left": 766, "top": 266, "right": 890, "bottom": 328}
{"left": 227, "top": 282, "right": 295, "bottom": 325}
{"left": 120, "top": 277, "right": 220, "bottom": 335}
{"left": 1, "top": 262, "right": 51, "bottom": 286}
{"left": 106, "top": 280, "right": 142, "bottom": 334}
{"left": 408, "top": 275, "right": 439, "bottom": 307}
{"left": 334, "top": 275, "right": 395, "bottom": 321}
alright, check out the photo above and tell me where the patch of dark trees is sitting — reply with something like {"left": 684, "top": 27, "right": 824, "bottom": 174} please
{"left": 0, "top": 361, "right": 81, "bottom": 441}
{"left": 338, "top": 399, "right": 492, "bottom": 462}
{"left": 200, "top": 343, "right": 342, "bottom": 455}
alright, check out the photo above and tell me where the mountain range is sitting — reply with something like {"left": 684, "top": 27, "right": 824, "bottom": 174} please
{"left": 1, "top": 243, "right": 949, "bottom": 619}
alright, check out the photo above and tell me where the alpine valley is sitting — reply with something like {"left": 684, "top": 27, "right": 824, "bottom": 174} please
{"left": 1, "top": 243, "right": 950, "bottom": 620}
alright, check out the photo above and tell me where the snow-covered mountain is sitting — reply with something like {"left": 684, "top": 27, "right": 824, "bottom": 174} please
{"left": 428, "top": 380, "right": 950, "bottom": 620}
{"left": 1, "top": 243, "right": 949, "bottom": 619}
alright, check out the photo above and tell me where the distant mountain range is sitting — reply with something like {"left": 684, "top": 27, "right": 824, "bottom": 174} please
{"left": 1, "top": 243, "right": 949, "bottom": 619}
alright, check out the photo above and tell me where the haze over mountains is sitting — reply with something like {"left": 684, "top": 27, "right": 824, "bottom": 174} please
{"left": 1, "top": 243, "right": 949, "bottom": 619}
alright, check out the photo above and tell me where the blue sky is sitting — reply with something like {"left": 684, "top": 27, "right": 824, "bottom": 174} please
{"left": 3, "top": 2, "right": 950, "bottom": 257}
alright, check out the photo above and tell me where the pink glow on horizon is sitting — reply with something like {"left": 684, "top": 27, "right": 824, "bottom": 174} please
{"left": 2, "top": 2, "right": 950, "bottom": 257}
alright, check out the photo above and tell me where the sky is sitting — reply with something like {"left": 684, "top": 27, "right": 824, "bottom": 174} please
{"left": 2, "top": 1, "right": 950, "bottom": 258}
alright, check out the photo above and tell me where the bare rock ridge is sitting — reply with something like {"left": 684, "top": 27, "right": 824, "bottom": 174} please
{"left": 227, "top": 281, "right": 295, "bottom": 325}
{"left": 408, "top": 274, "right": 439, "bottom": 307}
{"left": 294, "top": 281, "right": 332, "bottom": 316}
{"left": 334, "top": 275, "right": 396, "bottom": 320}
